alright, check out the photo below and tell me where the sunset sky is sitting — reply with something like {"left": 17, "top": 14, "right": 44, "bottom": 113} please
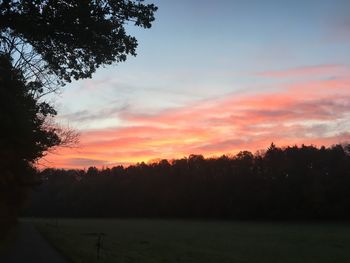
{"left": 43, "top": 0, "right": 350, "bottom": 169}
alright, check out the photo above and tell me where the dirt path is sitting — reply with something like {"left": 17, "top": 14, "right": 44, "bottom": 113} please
{"left": 2, "top": 220, "right": 68, "bottom": 263}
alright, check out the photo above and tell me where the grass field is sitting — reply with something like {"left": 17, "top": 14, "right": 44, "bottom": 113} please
{"left": 33, "top": 218, "right": 350, "bottom": 263}
{"left": 0, "top": 222, "right": 17, "bottom": 257}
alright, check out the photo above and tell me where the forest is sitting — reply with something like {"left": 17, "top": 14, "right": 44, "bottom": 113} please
{"left": 25, "top": 143, "right": 350, "bottom": 220}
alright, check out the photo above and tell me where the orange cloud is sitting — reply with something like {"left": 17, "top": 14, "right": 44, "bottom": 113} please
{"left": 41, "top": 71, "right": 350, "bottom": 169}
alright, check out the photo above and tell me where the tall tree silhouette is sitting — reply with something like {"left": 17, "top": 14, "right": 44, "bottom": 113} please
{"left": 0, "top": 0, "right": 157, "bottom": 222}
{"left": 0, "top": 55, "right": 61, "bottom": 221}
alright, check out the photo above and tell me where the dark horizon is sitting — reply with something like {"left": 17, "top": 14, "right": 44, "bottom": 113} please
{"left": 26, "top": 143, "right": 350, "bottom": 220}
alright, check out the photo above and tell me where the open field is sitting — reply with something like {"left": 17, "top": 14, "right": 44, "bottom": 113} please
{"left": 33, "top": 218, "right": 350, "bottom": 263}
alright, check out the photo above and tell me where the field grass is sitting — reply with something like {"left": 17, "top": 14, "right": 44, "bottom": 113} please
{"left": 0, "top": 222, "right": 18, "bottom": 259}
{"left": 33, "top": 218, "right": 350, "bottom": 263}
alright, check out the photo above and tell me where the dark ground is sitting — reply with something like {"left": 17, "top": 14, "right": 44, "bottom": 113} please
{"left": 1, "top": 220, "right": 68, "bottom": 263}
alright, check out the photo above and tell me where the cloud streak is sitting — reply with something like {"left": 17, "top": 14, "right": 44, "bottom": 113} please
{"left": 257, "top": 64, "right": 347, "bottom": 78}
{"left": 42, "top": 66, "right": 350, "bottom": 168}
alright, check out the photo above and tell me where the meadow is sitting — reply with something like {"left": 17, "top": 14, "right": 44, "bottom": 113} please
{"left": 33, "top": 218, "right": 350, "bottom": 263}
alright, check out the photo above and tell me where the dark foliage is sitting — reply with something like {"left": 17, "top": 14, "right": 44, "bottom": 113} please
{"left": 0, "top": 0, "right": 157, "bottom": 223}
{"left": 0, "top": 0, "right": 157, "bottom": 82}
{"left": 25, "top": 144, "right": 350, "bottom": 220}
{"left": 0, "top": 55, "right": 60, "bottom": 220}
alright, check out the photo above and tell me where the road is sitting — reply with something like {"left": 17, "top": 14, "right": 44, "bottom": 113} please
{"left": 1, "top": 220, "right": 68, "bottom": 263}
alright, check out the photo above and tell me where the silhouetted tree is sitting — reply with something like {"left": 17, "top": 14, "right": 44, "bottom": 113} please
{"left": 0, "top": 0, "right": 157, "bottom": 222}
{"left": 0, "top": 0, "right": 158, "bottom": 90}
{"left": 87, "top": 166, "right": 99, "bottom": 176}
{"left": 0, "top": 55, "right": 61, "bottom": 221}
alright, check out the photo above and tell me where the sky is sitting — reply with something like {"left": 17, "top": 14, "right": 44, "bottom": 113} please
{"left": 43, "top": 0, "right": 350, "bottom": 169}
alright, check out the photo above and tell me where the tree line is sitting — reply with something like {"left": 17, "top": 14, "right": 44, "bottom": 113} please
{"left": 24, "top": 143, "right": 350, "bottom": 220}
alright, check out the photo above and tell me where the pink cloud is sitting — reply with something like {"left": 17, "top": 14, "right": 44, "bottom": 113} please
{"left": 42, "top": 74, "right": 350, "bottom": 169}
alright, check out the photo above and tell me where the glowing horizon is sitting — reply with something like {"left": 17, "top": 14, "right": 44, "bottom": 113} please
{"left": 41, "top": 64, "right": 350, "bottom": 169}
